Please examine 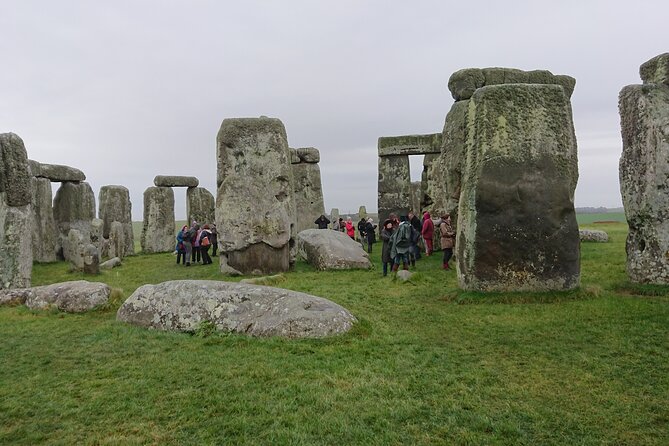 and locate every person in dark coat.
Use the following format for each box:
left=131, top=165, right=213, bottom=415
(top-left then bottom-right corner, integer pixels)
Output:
left=357, top=217, right=367, bottom=247
left=380, top=219, right=394, bottom=276
left=175, top=225, right=187, bottom=265
left=421, top=211, right=434, bottom=256
left=314, top=215, right=330, bottom=229
left=408, top=211, right=422, bottom=261
left=198, top=224, right=213, bottom=265
left=365, top=218, right=376, bottom=253
left=210, top=224, right=218, bottom=257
